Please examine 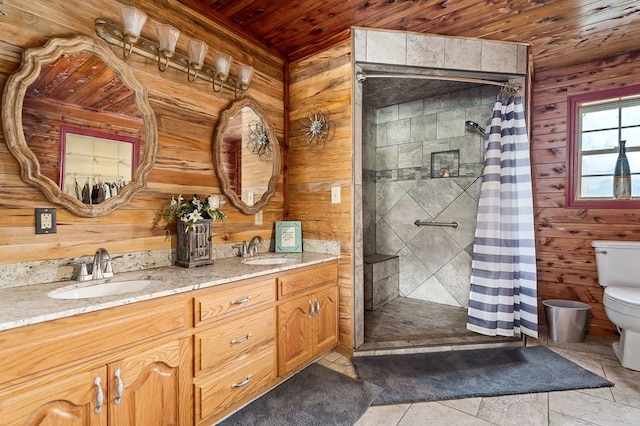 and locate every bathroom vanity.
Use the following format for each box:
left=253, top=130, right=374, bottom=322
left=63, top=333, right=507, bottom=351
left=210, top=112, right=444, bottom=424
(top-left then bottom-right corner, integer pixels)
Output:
left=0, top=253, right=338, bottom=425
